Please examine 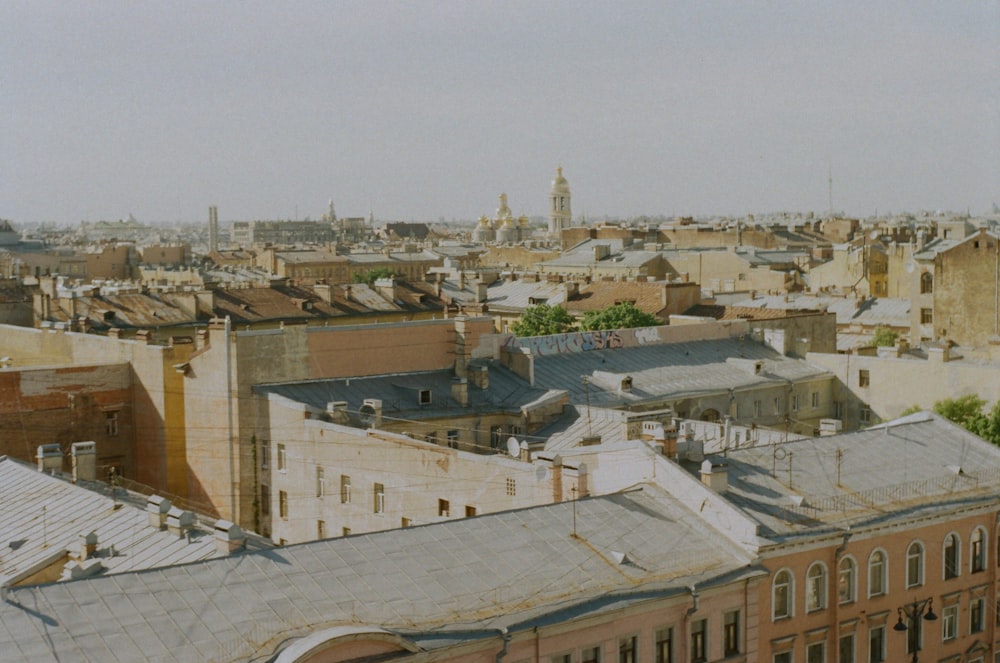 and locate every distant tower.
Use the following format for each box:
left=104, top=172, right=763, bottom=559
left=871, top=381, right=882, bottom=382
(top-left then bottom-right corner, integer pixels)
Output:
left=328, top=199, right=336, bottom=222
left=208, top=206, right=219, bottom=253
left=548, top=166, right=571, bottom=235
